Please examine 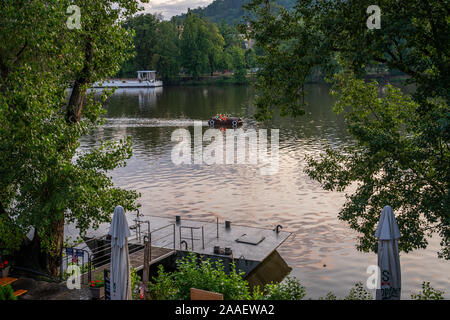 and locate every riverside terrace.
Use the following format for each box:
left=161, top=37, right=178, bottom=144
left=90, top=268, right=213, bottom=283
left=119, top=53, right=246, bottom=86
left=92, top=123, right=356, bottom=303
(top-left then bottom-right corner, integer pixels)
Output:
left=63, top=214, right=292, bottom=289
